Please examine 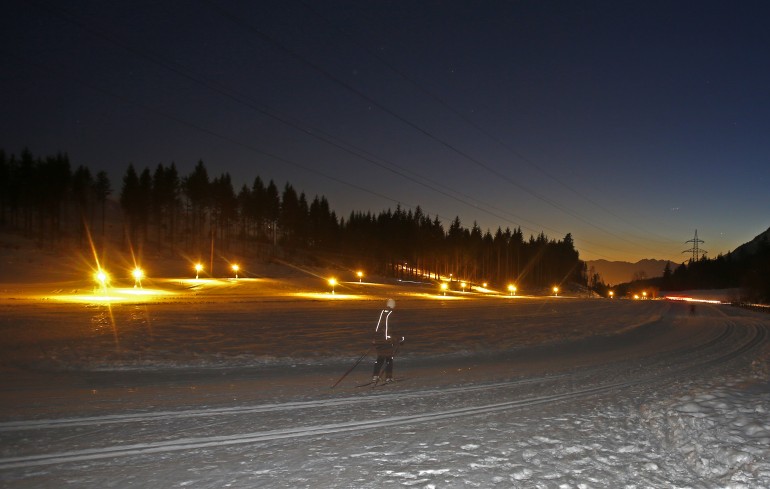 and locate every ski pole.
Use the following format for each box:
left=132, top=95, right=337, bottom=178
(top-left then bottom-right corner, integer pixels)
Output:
left=331, top=345, right=372, bottom=388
